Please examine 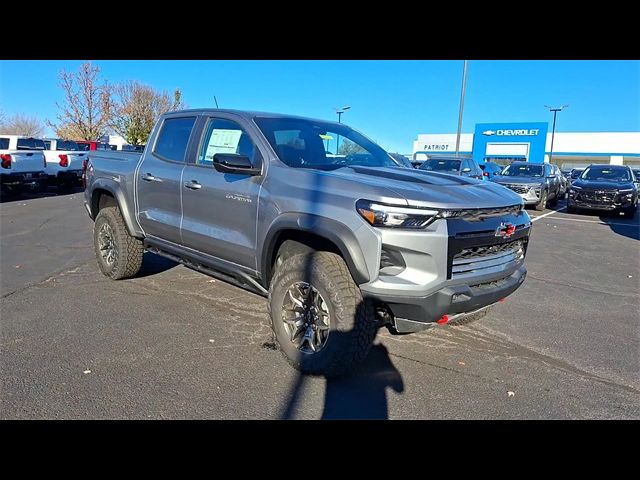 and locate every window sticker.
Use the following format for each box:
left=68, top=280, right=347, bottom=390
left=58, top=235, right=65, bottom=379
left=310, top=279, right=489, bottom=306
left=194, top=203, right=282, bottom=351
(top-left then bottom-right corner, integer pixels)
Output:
left=203, top=129, right=242, bottom=162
